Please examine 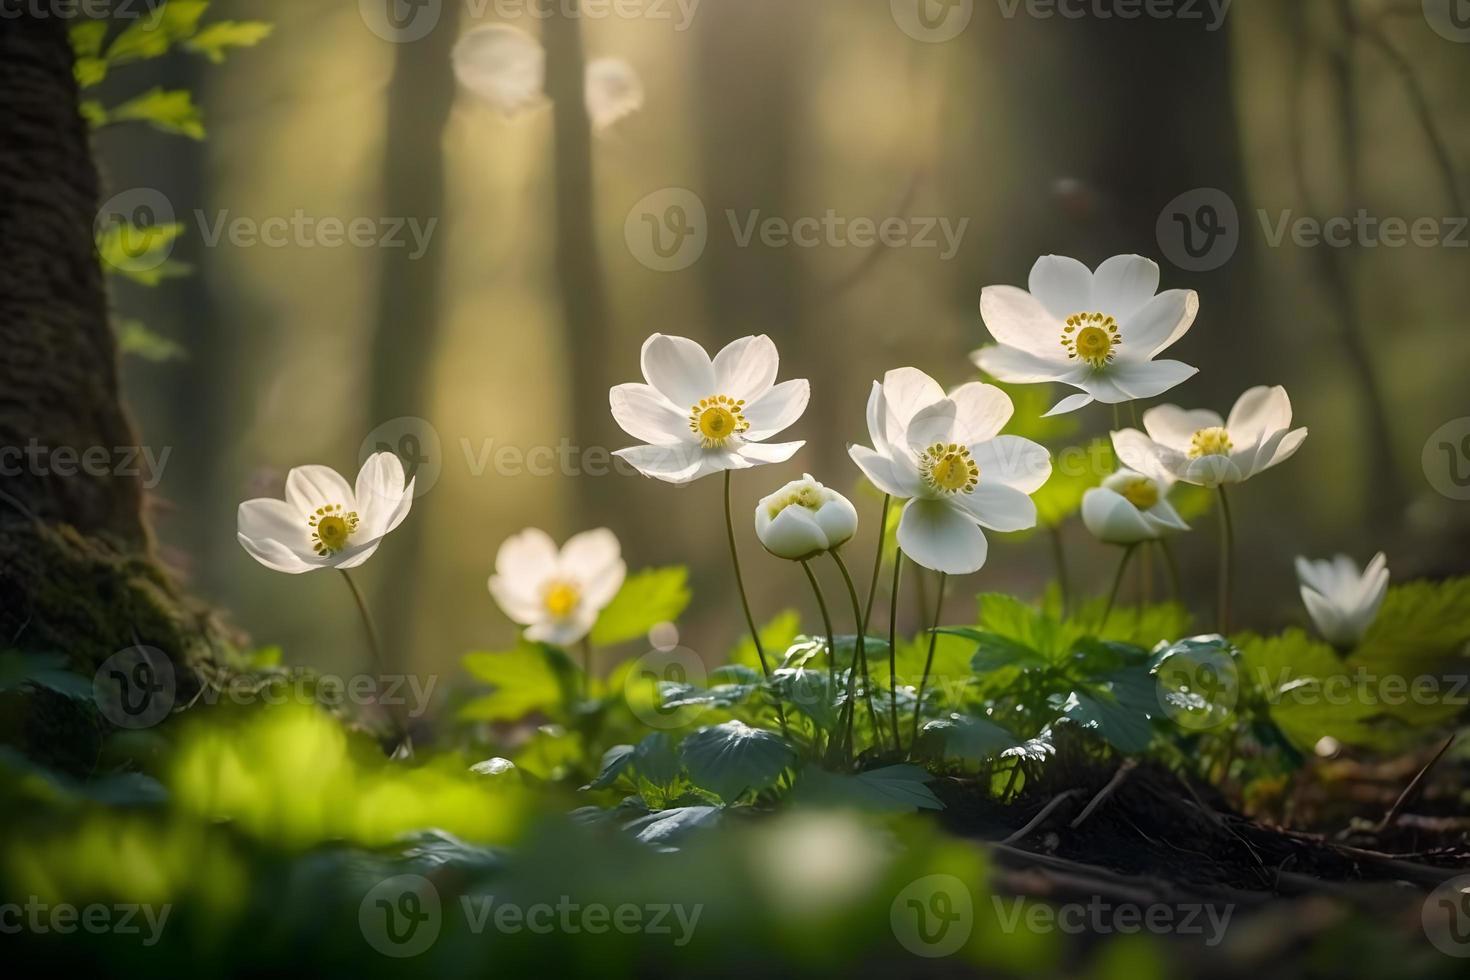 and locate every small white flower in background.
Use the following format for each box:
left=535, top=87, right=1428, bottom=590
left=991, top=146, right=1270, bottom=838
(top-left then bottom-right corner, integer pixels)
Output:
left=1112, top=385, right=1308, bottom=488
left=237, top=453, right=414, bottom=573
left=1296, top=552, right=1389, bottom=650
left=754, top=474, right=858, bottom=561
left=848, top=368, right=1051, bottom=575
left=488, top=528, right=626, bottom=647
left=1081, top=468, right=1189, bottom=546
left=972, top=254, right=1200, bottom=416
left=610, top=333, right=809, bottom=484
left=451, top=24, right=644, bottom=131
